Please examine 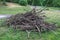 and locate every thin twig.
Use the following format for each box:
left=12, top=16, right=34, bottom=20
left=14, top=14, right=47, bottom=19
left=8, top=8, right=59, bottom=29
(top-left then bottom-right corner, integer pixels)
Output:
left=26, top=30, right=31, bottom=39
